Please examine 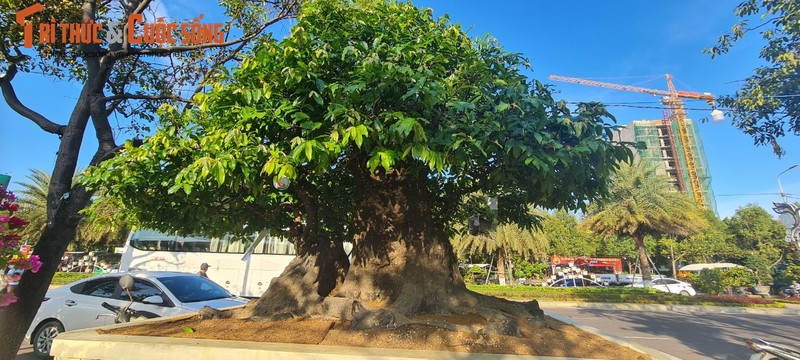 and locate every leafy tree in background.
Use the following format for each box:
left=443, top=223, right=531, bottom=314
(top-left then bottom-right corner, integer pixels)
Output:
left=657, top=210, right=738, bottom=276
left=513, top=257, right=547, bottom=281
left=594, top=236, right=640, bottom=272
left=706, top=0, right=799, bottom=156
left=15, top=169, right=129, bottom=251
left=581, top=162, right=708, bottom=282
left=0, top=0, right=299, bottom=355
left=543, top=210, right=598, bottom=257
left=86, top=0, right=631, bottom=331
left=724, top=204, right=788, bottom=284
